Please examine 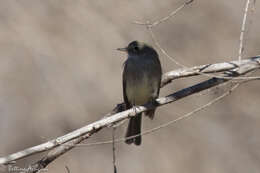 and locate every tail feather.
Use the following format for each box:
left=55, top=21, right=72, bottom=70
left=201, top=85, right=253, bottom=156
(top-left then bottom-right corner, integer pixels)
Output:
left=125, top=114, right=142, bottom=145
